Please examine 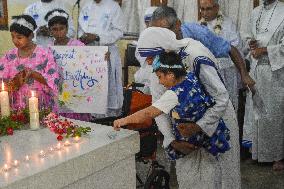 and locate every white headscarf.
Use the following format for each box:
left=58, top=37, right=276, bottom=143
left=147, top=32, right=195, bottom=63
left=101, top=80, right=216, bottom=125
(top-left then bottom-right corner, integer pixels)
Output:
left=144, top=6, right=158, bottom=22
left=137, top=27, right=190, bottom=57
left=137, top=27, right=220, bottom=72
